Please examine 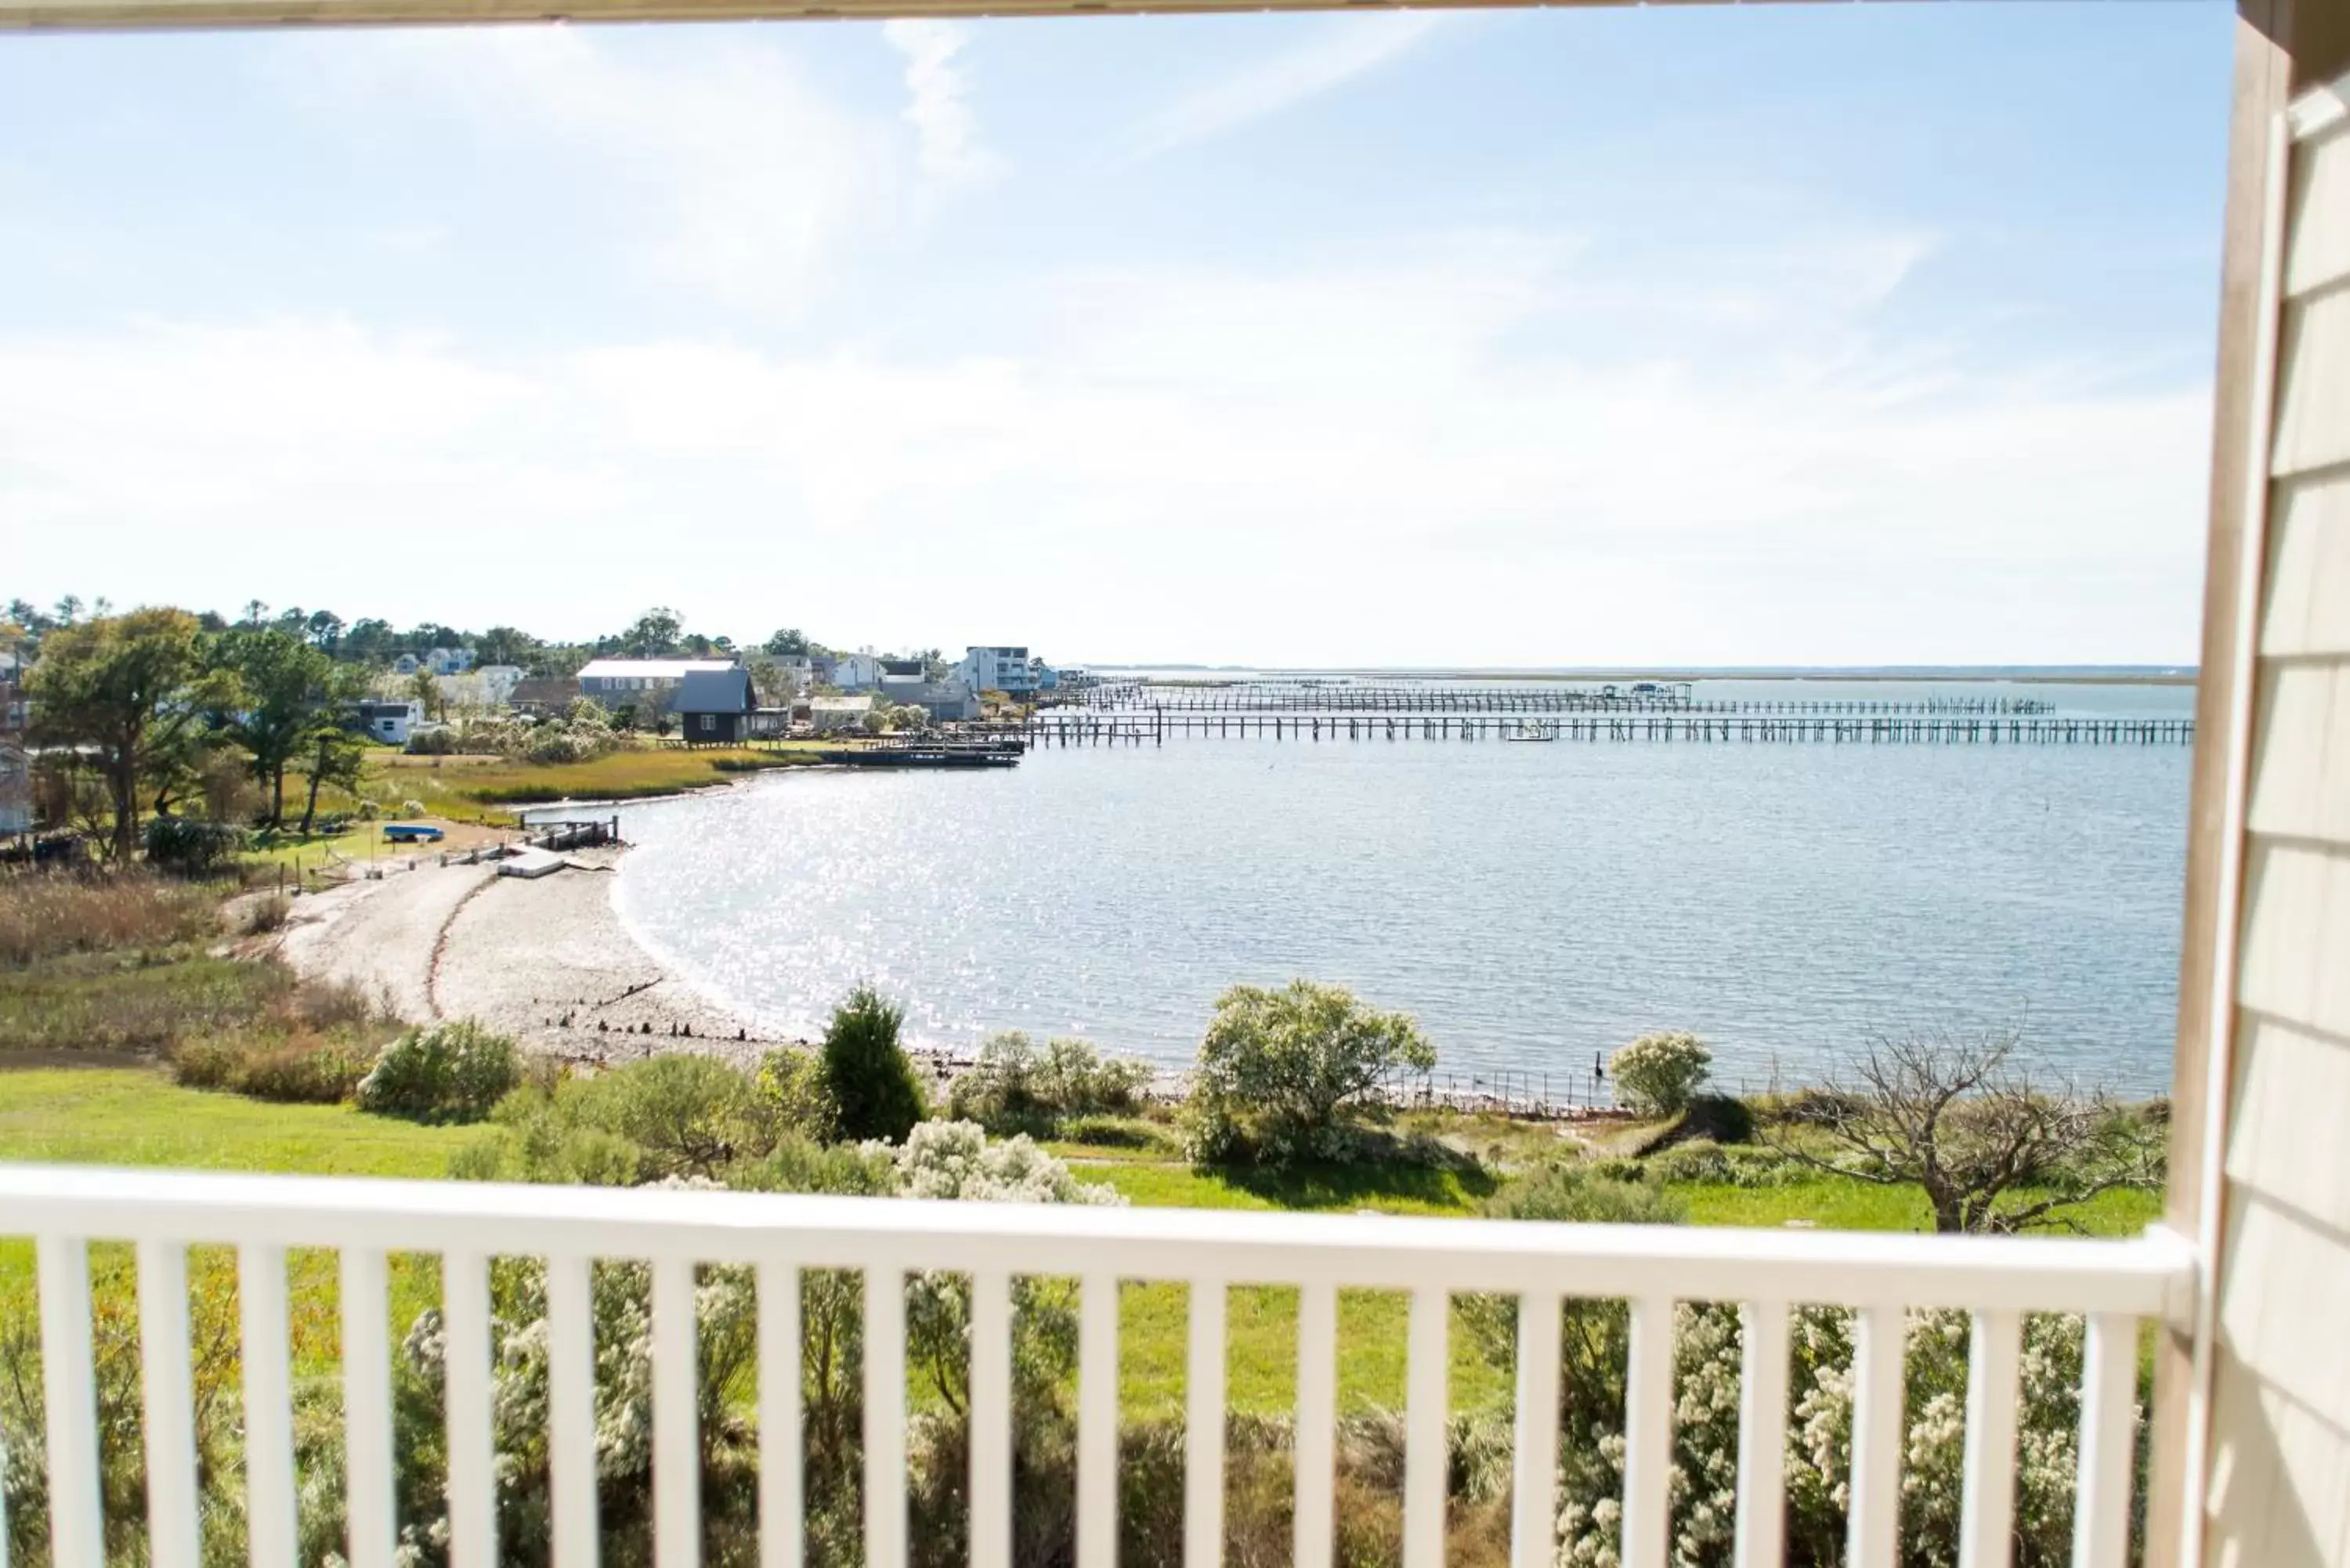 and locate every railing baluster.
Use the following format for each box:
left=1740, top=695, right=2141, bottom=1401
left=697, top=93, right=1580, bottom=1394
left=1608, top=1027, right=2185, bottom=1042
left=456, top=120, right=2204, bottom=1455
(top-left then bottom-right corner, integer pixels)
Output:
left=1404, top=1288, right=1448, bottom=1568
left=865, top=1266, right=908, bottom=1568
left=137, top=1241, right=200, bottom=1568
left=35, top=1237, right=101, bottom=1568
left=239, top=1243, right=298, bottom=1568
left=653, top=1256, right=702, bottom=1568
left=1619, top=1295, right=1674, bottom=1568
left=970, top=1269, right=1014, bottom=1568
left=1847, top=1306, right=1906, bottom=1568
left=1294, top=1282, right=1337, bottom=1568
left=548, top=1255, right=601, bottom=1568
left=341, top=1248, right=396, bottom=1568
left=1734, top=1300, right=1789, bottom=1568
left=444, top=1250, right=497, bottom=1568
left=755, top=1262, right=801, bottom=1568
left=1184, top=1278, right=1227, bottom=1568
left=1958, top=1310, right=2022, bottom=1568
left=1509, top=1291, right=1560, bottom=1568
left=2070, top=1313, right=2135, bottom=1568
left=1077, top=1271, right=1119, bottom=1568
